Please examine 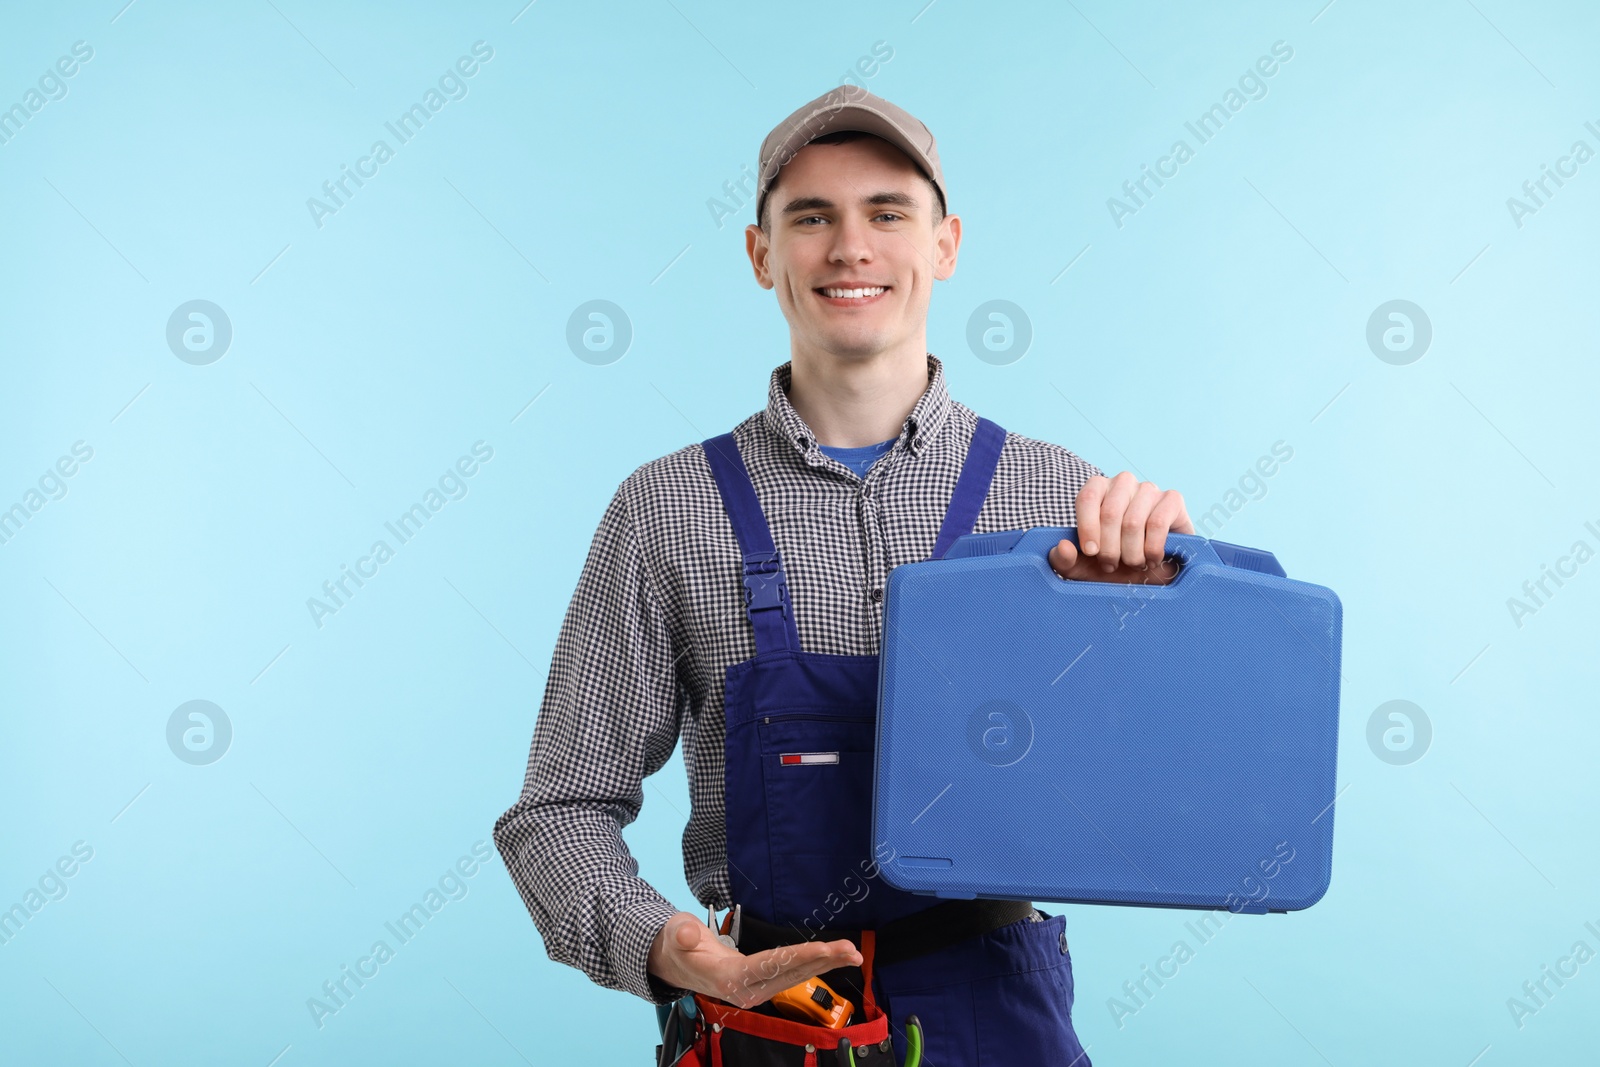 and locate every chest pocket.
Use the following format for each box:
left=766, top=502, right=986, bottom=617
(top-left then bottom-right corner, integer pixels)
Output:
left=757, top=712, right=879, bottom=925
